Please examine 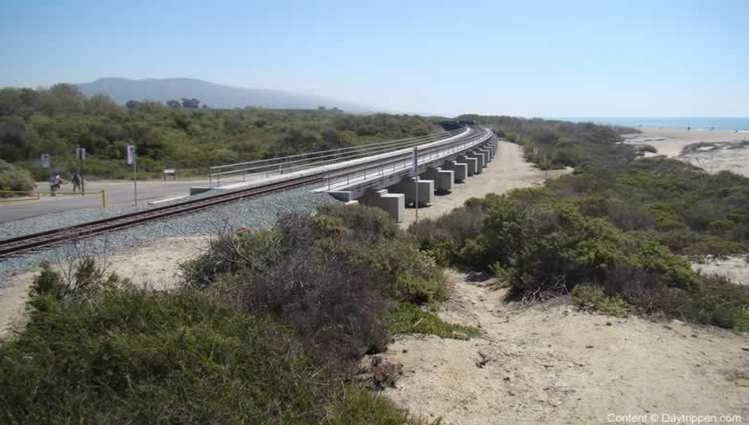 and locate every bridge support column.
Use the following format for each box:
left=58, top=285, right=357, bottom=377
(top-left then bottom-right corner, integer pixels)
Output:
left=441, top=160, right=467, bottom=183
left=389, top=177, right=434, bottom=207
left=465, top=153, right=483, bottom=173
left=487, top=142, right=496, bottom=159
left=473, top=150, right=487, bottom=169
left=479, top=148, right=492, bottom=165
left=457, top=155, right=479, bottom=176
left=359, top=189, right=405, bottom=222
left=420, top=167, right=454, bottom=194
